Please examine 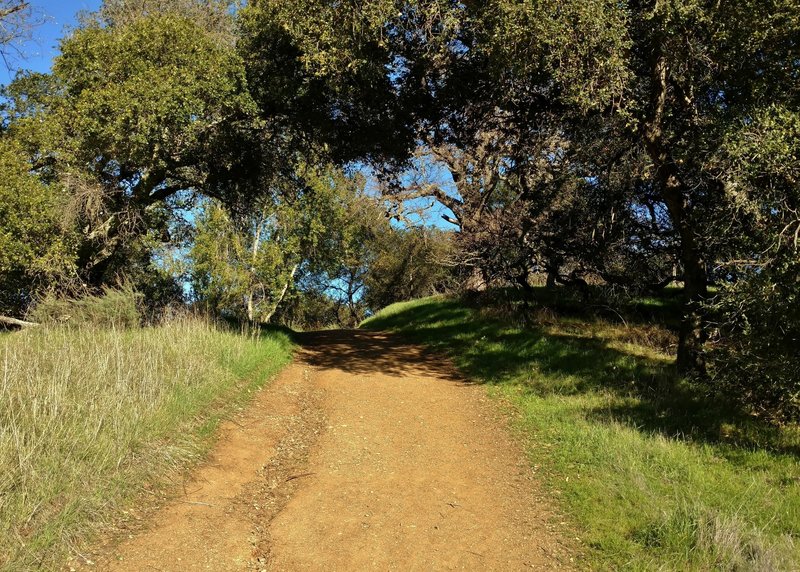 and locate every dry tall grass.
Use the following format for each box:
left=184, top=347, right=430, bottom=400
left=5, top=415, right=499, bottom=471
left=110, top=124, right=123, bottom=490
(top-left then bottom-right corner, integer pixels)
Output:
left=0, top=318, right=292, bottom=570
